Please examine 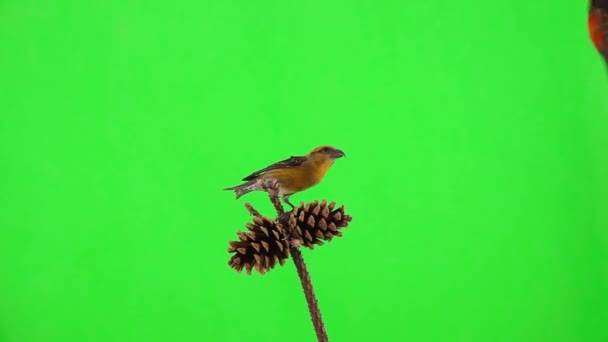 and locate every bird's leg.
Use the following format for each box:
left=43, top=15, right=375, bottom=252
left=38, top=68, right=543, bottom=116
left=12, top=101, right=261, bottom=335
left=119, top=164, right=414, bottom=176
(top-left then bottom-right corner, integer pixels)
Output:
left=280, top=194, right=296, bottom=241
left=282, top=194, right=295, bottom=209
